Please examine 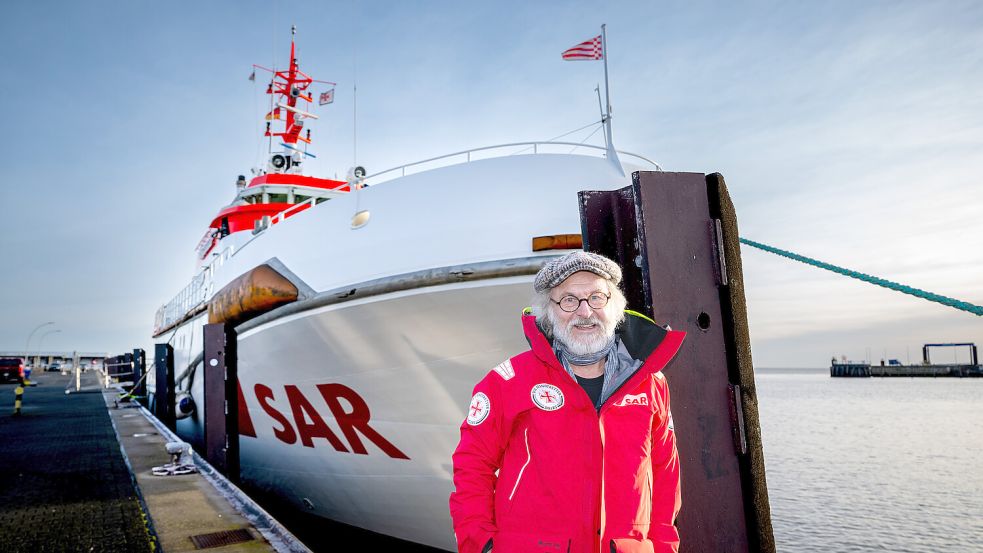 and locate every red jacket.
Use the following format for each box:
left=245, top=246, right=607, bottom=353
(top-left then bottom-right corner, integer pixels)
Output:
left=449, top=311, right=685, bottom=553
